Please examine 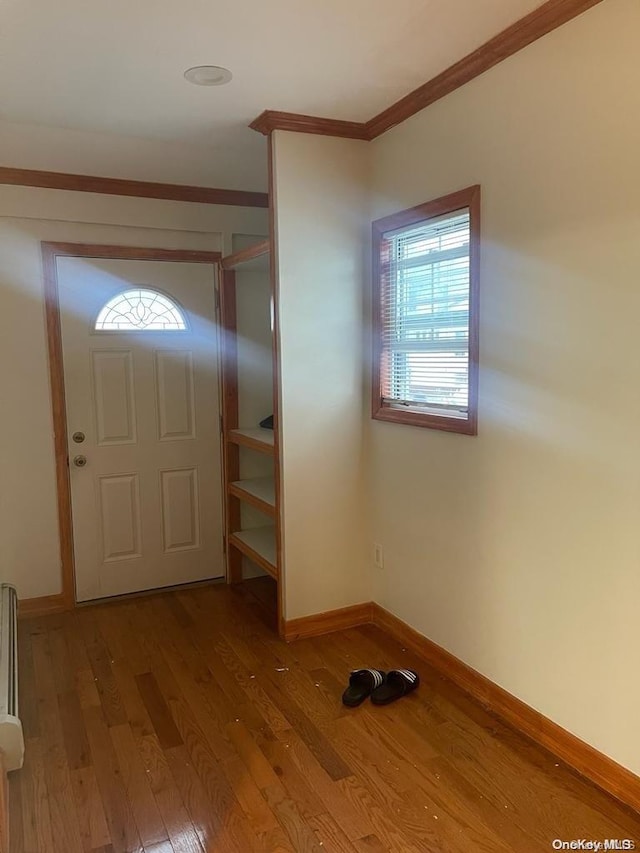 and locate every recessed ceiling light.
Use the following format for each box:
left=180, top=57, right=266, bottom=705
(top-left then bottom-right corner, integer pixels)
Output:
left=184, top=65, right=232, bottom=86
